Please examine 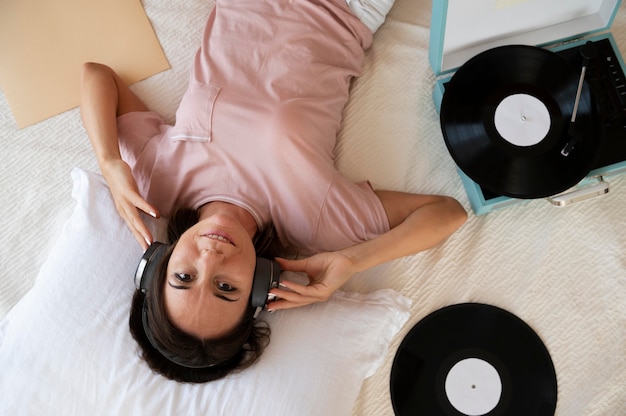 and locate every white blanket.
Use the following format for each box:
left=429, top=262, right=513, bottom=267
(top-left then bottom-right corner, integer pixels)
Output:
left=1, top=0, right=625, bottom=414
